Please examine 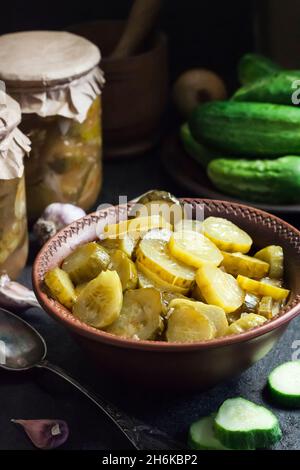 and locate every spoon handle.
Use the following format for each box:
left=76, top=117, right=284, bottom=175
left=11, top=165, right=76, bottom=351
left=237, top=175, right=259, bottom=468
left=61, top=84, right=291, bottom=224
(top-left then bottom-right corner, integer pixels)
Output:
left=37, top=360, right=184, bottom=450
